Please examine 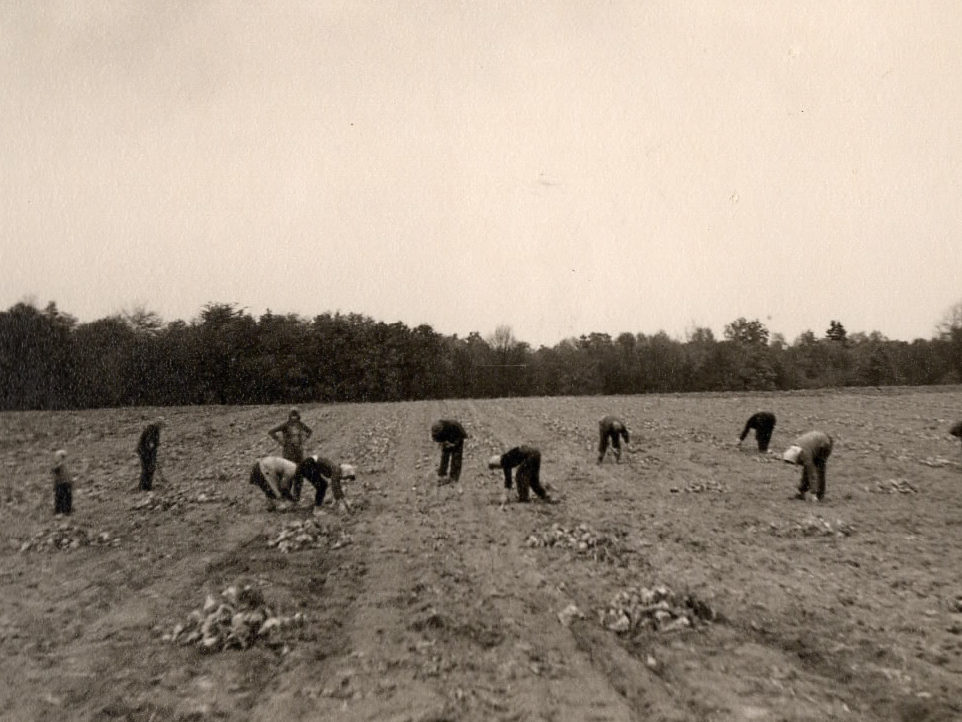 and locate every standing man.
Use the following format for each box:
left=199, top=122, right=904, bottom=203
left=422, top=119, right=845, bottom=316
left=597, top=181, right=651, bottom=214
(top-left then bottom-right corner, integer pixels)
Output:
left=52, top=449, right=73, bottom=515
left=269, top=407, right=313, bottom=464
left=431, top=419, right=468, bottom=484
left=488, top=445, right=552, bottom=504
left=783, top=430, right=834, bottom=502
left=738, top=411, right=777, bottom=452
left=597, top=415, right=630, bottom=464
left=137, top=417, right=165, bottom=491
